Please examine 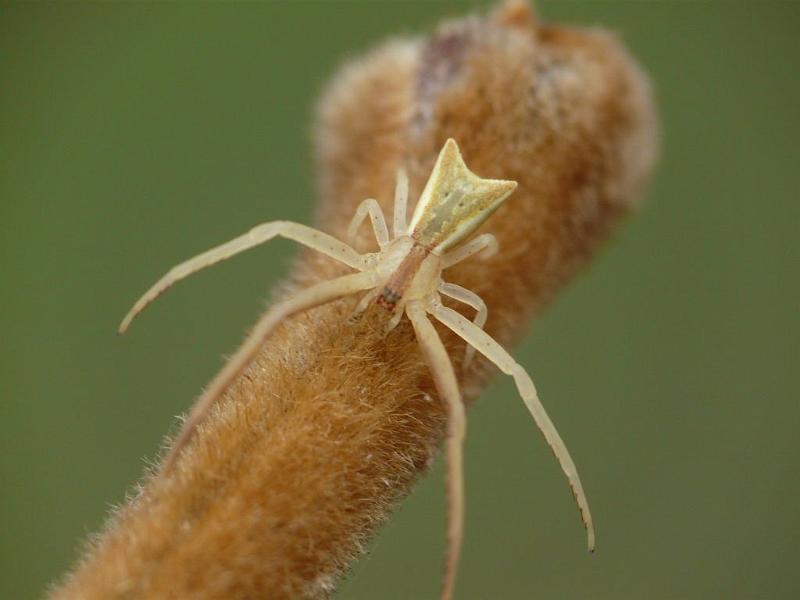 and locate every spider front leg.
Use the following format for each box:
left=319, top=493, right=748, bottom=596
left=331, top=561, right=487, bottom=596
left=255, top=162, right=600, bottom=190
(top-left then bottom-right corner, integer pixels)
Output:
left=429, top=302, right=596, bottom=552
left=439, top=282, right=487, bottom=368
left=163, top=269, right=378, bottom=471
left=406, top=300, right=466, bottom=600
left=119, top=221, right=369, bottom=334
left=346, top=198, right=390, bottom=249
